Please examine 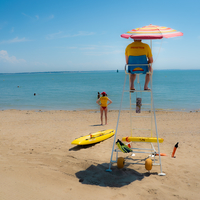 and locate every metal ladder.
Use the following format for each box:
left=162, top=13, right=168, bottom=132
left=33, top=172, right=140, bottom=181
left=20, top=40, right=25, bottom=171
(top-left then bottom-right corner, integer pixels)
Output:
left=106, top=64, right=165, bottom=176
